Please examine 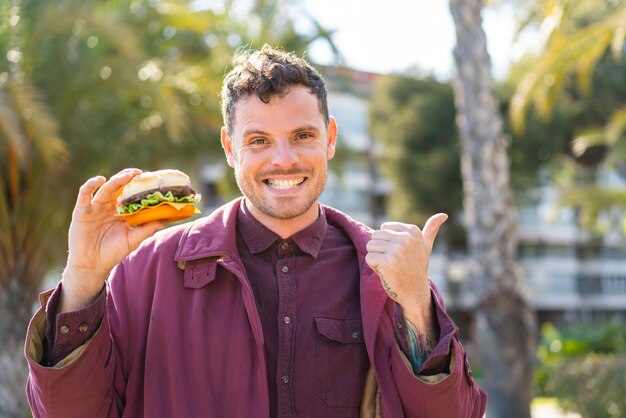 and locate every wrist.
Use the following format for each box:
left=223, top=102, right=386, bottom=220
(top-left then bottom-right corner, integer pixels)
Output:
left=60, top=265, right=107, bottom=313
left=400, top=296, right=435, bottom=335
